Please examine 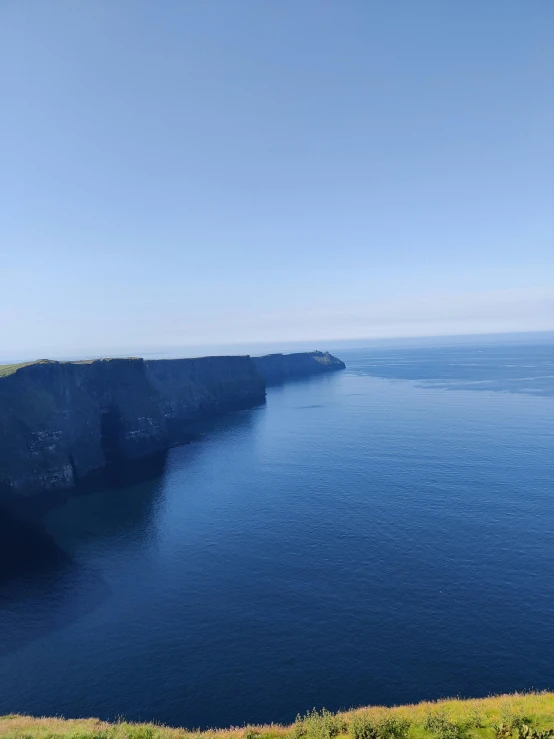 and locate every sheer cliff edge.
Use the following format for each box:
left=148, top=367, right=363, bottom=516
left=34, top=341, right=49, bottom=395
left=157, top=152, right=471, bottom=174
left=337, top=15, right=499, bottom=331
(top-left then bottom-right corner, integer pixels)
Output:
left=253, top=350, right=346, bottom=384
left=0, top=351, right=344, bottom=499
